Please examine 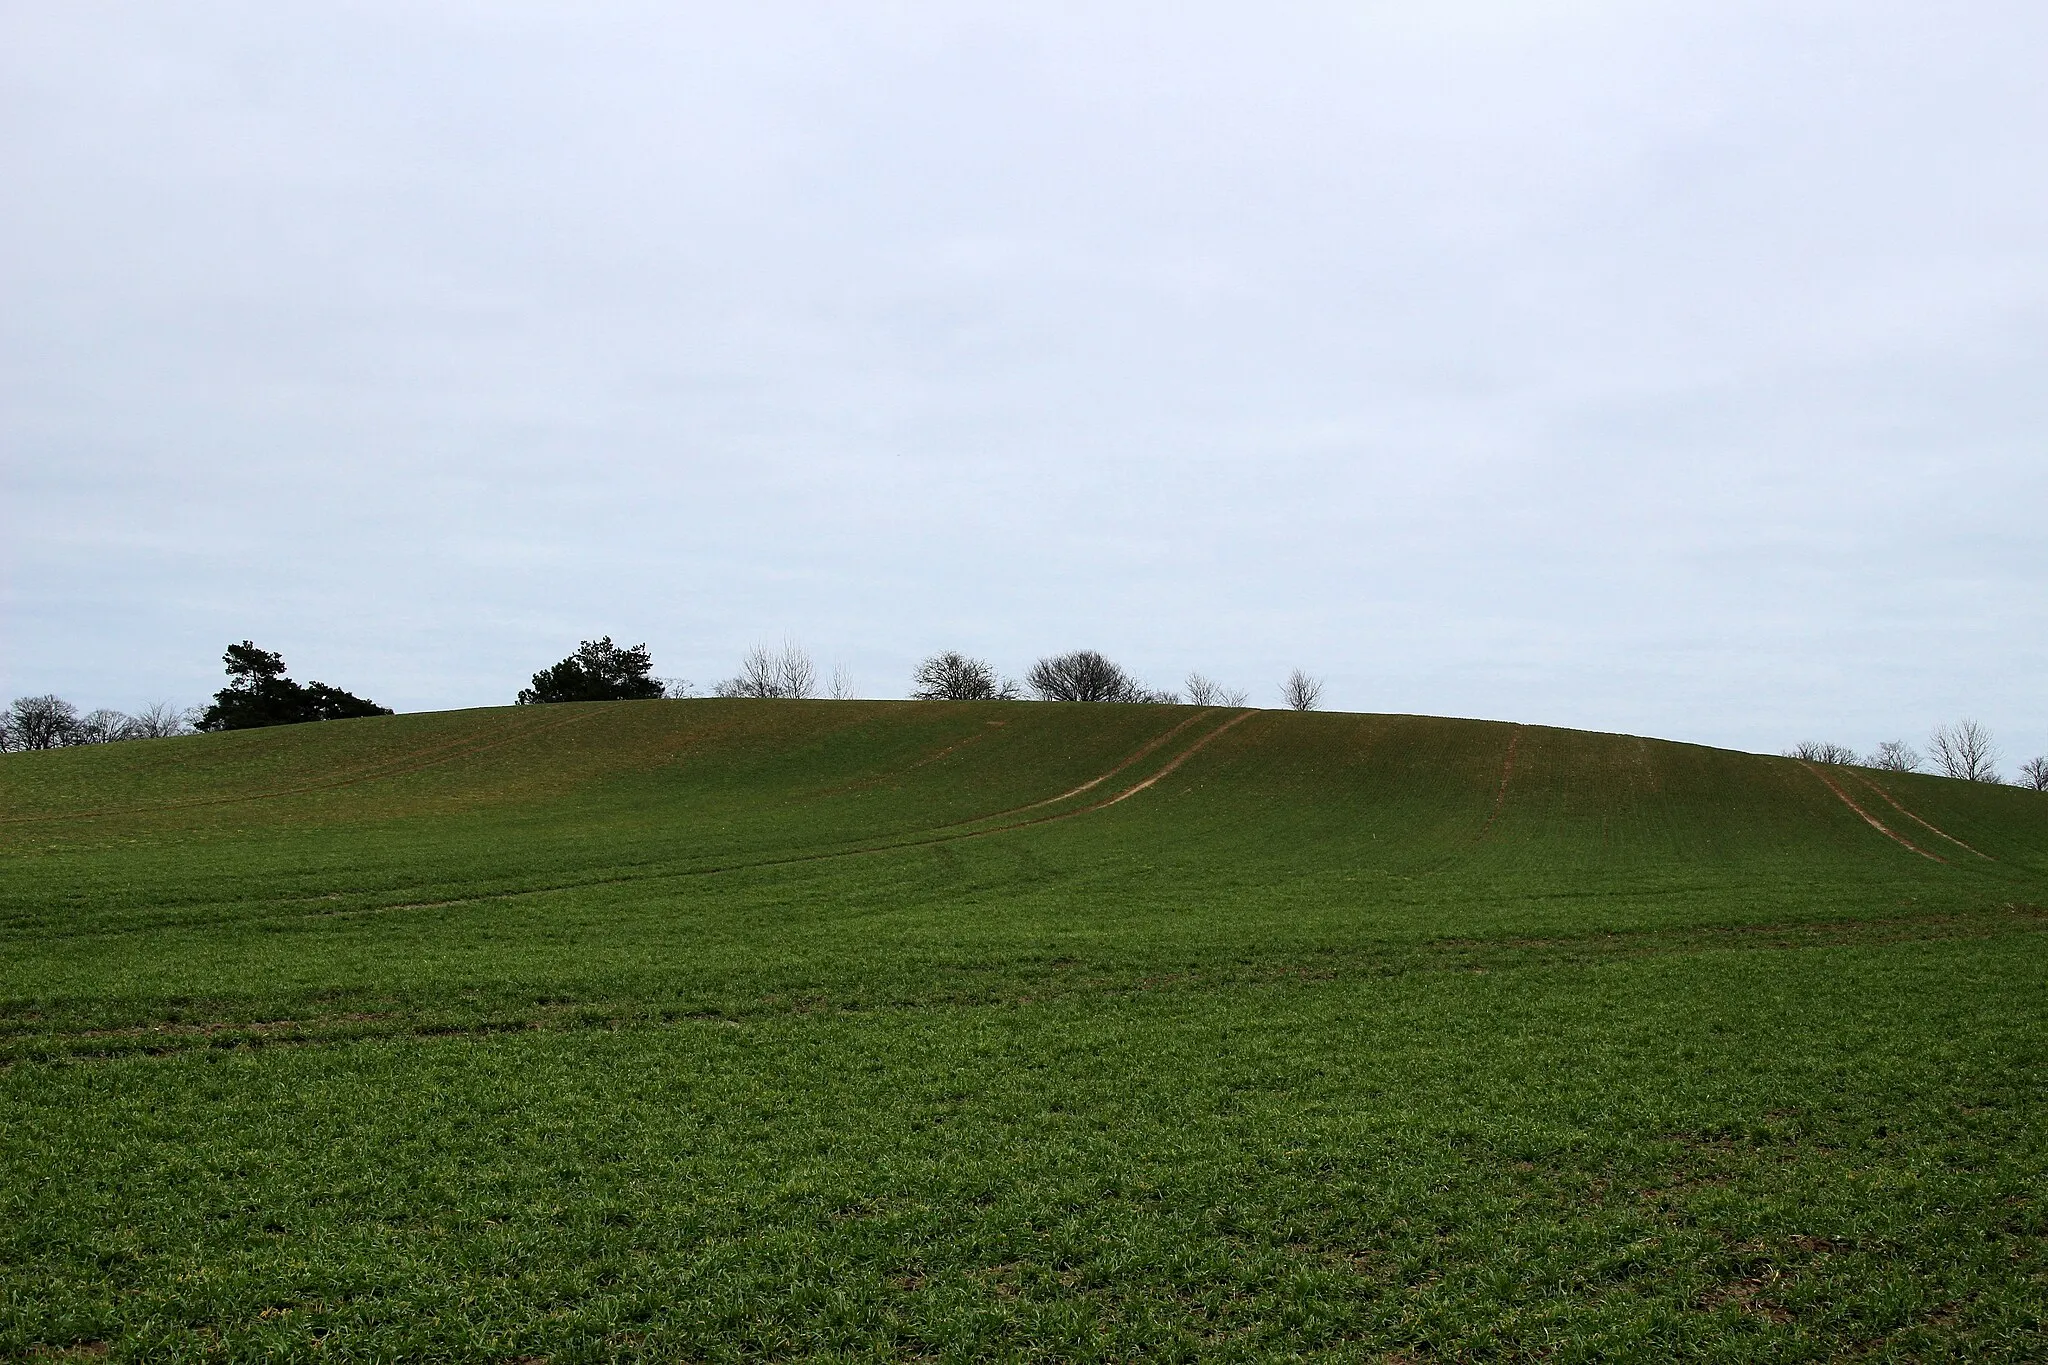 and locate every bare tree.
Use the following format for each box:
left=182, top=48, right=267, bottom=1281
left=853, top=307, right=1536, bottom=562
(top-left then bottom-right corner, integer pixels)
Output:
left=74, top=709, right=139, bottom=744
left=4, top=695, right=80, bottom=750
left=1185, top=672, right=1250, bottom=707
left=1027, top=650, right=1151, bottom=703
left=716, top=646, right=780, bottom=699
left=1866, top=740, right=1921, bottom=772
left=1928, top=719, right=2000, bottom=783
left=1788, top=741, right=1858, bottom=765
left=828, top=665, right=855, bottom=701
left=776, top=644, right=817, bottom=700
left=126, top=702, right=193, bottom=739
left=912, top=652, right=1017, bottom=701
left=715, top=643, right=817, bottom=699
left=1281, top=669, right=1323, bottom=712
left=659, top=678, right=695, bottom=700
left=2018, top=757, right=2048, bottom=792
